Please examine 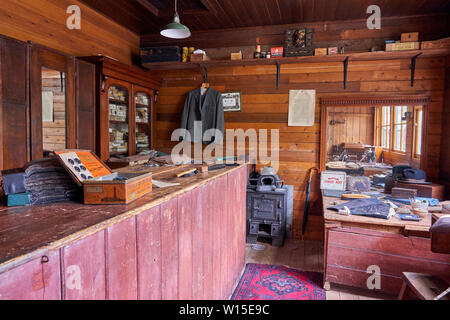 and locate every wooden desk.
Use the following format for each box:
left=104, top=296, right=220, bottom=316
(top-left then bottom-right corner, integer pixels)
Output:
left=323, top=195, right=450, bottom=295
